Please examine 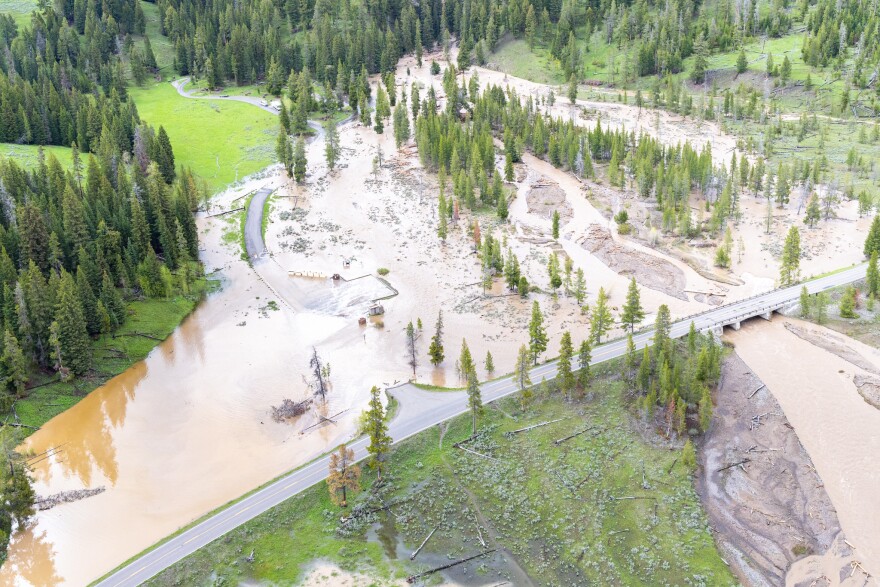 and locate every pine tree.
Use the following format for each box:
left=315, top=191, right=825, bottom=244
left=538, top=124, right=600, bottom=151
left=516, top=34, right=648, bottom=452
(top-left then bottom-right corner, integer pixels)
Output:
left=459, top=338, right=475, bottom=381
left=277, top=129, right=293, bottom=177
left=699, top=387, right=713, bottom=432
left=620, top=277, right=644, bottom=331
left=867, top=252, right=879, bottom=298
left=325, top=120, right=340, bottom=170
left=804, top=193, right=821, bottom=227
left=572, top=268, right=586, bottom=305
left=799, top=286, right=812, bottom=318
left=839, top=286, right=857, bottom=318
left=293, top=136, right=307, bottom=183
left=590, top=287, right=613, bottom=344
left=556, top=331, right=575, bottom=400
left=653, top=305, right=672, bottom=359
left=365, top=386, right=392, bottom=480
left=577, top=338, right=592, bottom=390
left=865, top=215, right=880, bottom=258
left=514, top=343, right=532, bottom=391
left=405, top=321, right=418, bottom=375
left=54, top=270, right=92, bottom=376
left=682, top=438, right=696, bottom=470
left=467, top=371, right=482, bottom=435
left=528, top=301, right=548, bottom=364
left=736, top=48, right=748, bottom=74
left=2, top=330, right=28, bottom=397
left=484, top=351, right=494, bottom=375
left=552, top=210, right=560, bottom=239
left=438, top=195, right=448, bottom=241
left=779, top=226, right=801, bottom=286
left=428, top=310, right=444, bottom=365
left=156, top=126, right=176, bottom=183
